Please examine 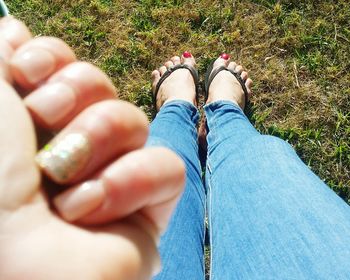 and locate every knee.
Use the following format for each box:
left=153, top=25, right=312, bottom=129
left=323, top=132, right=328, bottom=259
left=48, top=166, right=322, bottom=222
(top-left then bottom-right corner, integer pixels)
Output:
left=260, top=135, right=296, bottom=153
